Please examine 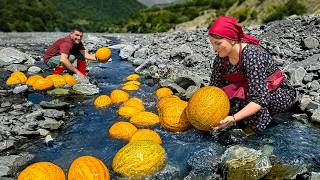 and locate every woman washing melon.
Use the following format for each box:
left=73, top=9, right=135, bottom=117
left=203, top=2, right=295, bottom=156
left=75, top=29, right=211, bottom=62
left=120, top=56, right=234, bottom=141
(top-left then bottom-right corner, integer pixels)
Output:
left=208, top=16, right=296, bottom=133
